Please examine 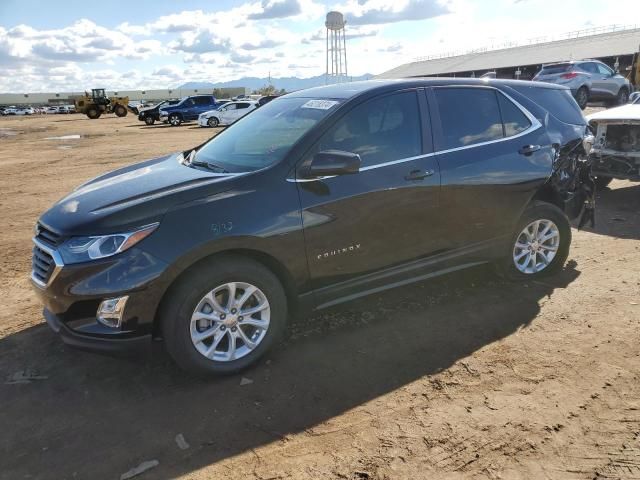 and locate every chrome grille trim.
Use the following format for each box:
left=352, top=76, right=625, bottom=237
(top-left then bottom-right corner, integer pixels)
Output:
left=31, top=238, right=64, bottom=289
